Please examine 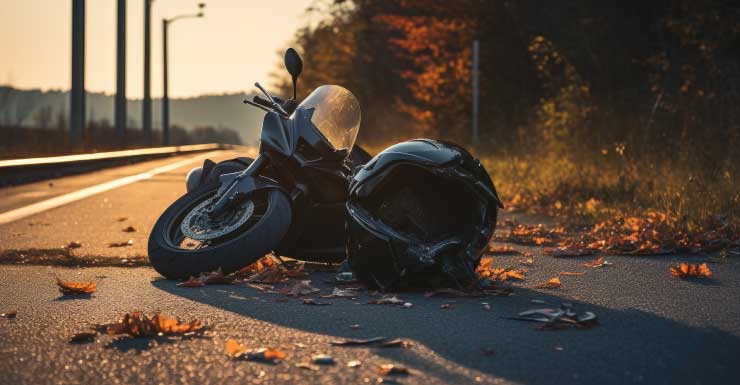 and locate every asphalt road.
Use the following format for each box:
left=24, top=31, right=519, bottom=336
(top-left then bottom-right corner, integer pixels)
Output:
left=1, top=150, right=739, bottom=385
